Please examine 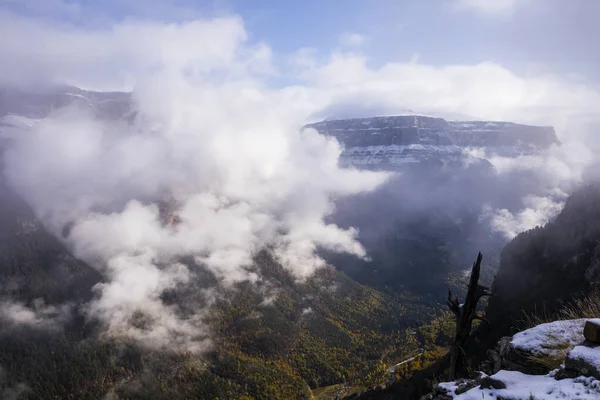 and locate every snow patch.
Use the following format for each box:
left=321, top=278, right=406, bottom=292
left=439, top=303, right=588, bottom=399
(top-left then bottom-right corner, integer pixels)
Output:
left=444, top=370, right=600, bottom=399
left=511, top=319, right=586, bottom=356
left=569, top=344, right=600, bottom=372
